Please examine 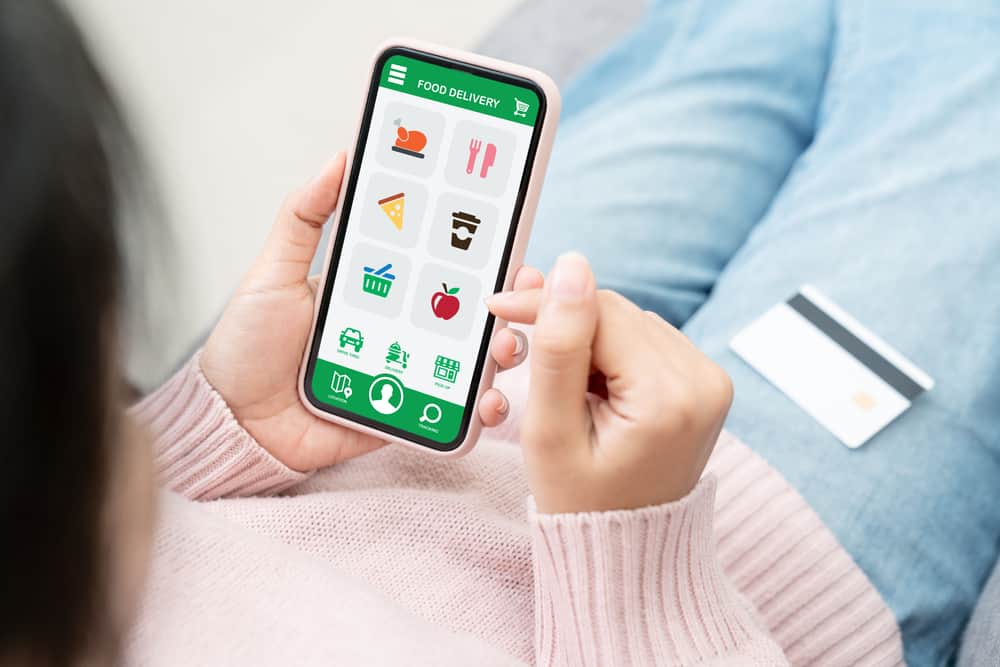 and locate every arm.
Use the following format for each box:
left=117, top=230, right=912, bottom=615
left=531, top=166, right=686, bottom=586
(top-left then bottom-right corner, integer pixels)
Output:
left=487, top=254, right=786, bottom=664
left=130, top=354, right=307, bottom=500
left=531, top=477, right=788, bottom=666
left=130, top=155, right=530, bottom=500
